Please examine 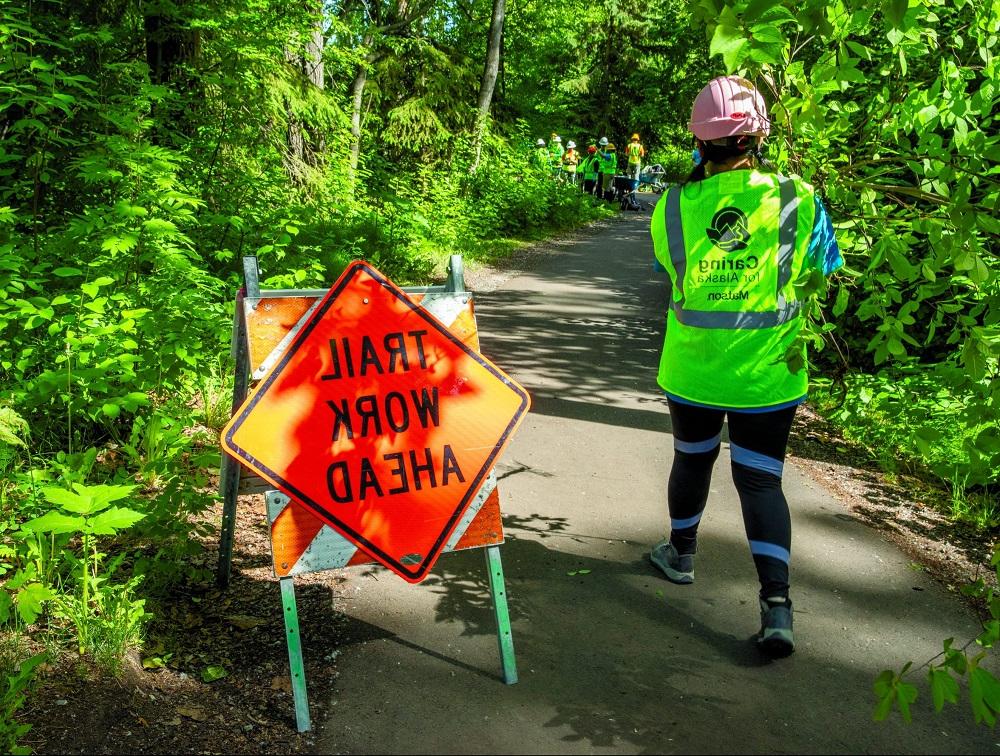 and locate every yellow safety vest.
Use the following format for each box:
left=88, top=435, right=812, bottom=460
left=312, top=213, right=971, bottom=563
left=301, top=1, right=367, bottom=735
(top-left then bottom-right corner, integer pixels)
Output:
left=650, top=169, right=818, bottom=408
